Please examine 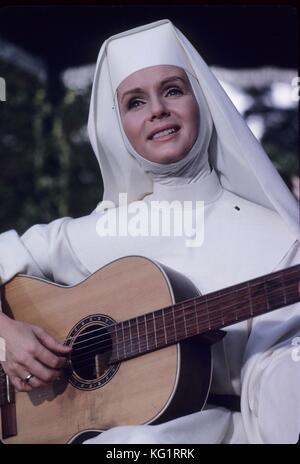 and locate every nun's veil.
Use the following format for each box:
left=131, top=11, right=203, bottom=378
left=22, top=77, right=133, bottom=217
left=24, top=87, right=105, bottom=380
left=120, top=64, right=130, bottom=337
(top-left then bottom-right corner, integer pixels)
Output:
left=88, top=19, right=299, bottom=240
